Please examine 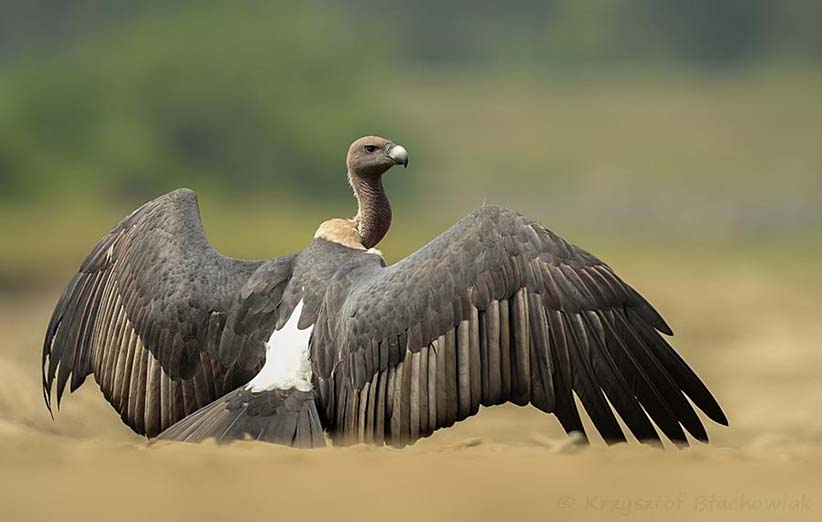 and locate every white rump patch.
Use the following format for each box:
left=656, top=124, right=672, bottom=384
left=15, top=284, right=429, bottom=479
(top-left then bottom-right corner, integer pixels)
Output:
left=245, top=300, right=313, bottom=392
